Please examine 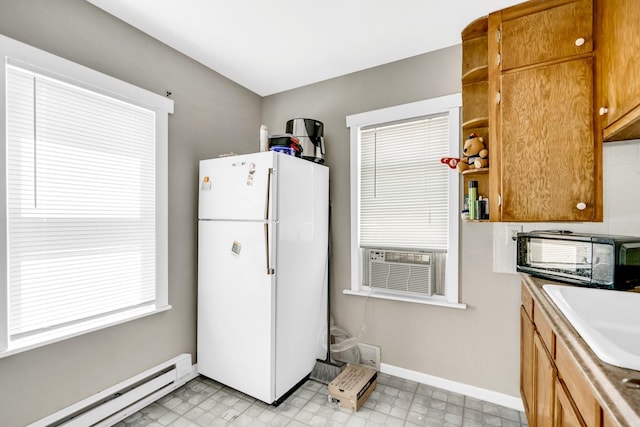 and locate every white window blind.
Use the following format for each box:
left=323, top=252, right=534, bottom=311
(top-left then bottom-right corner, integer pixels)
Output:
left=6, top=64, right=157, bottom=339
left=360, top=114, right=449, bottom=250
